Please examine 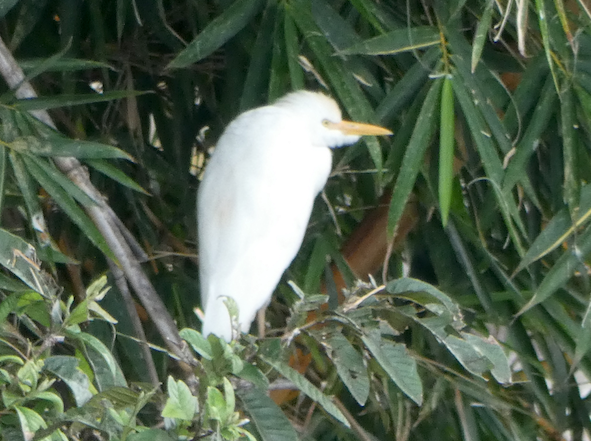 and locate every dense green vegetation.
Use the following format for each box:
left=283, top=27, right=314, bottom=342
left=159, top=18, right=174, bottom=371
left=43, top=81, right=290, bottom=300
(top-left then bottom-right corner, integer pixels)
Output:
left=1, top=0, right=590, bottom=440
